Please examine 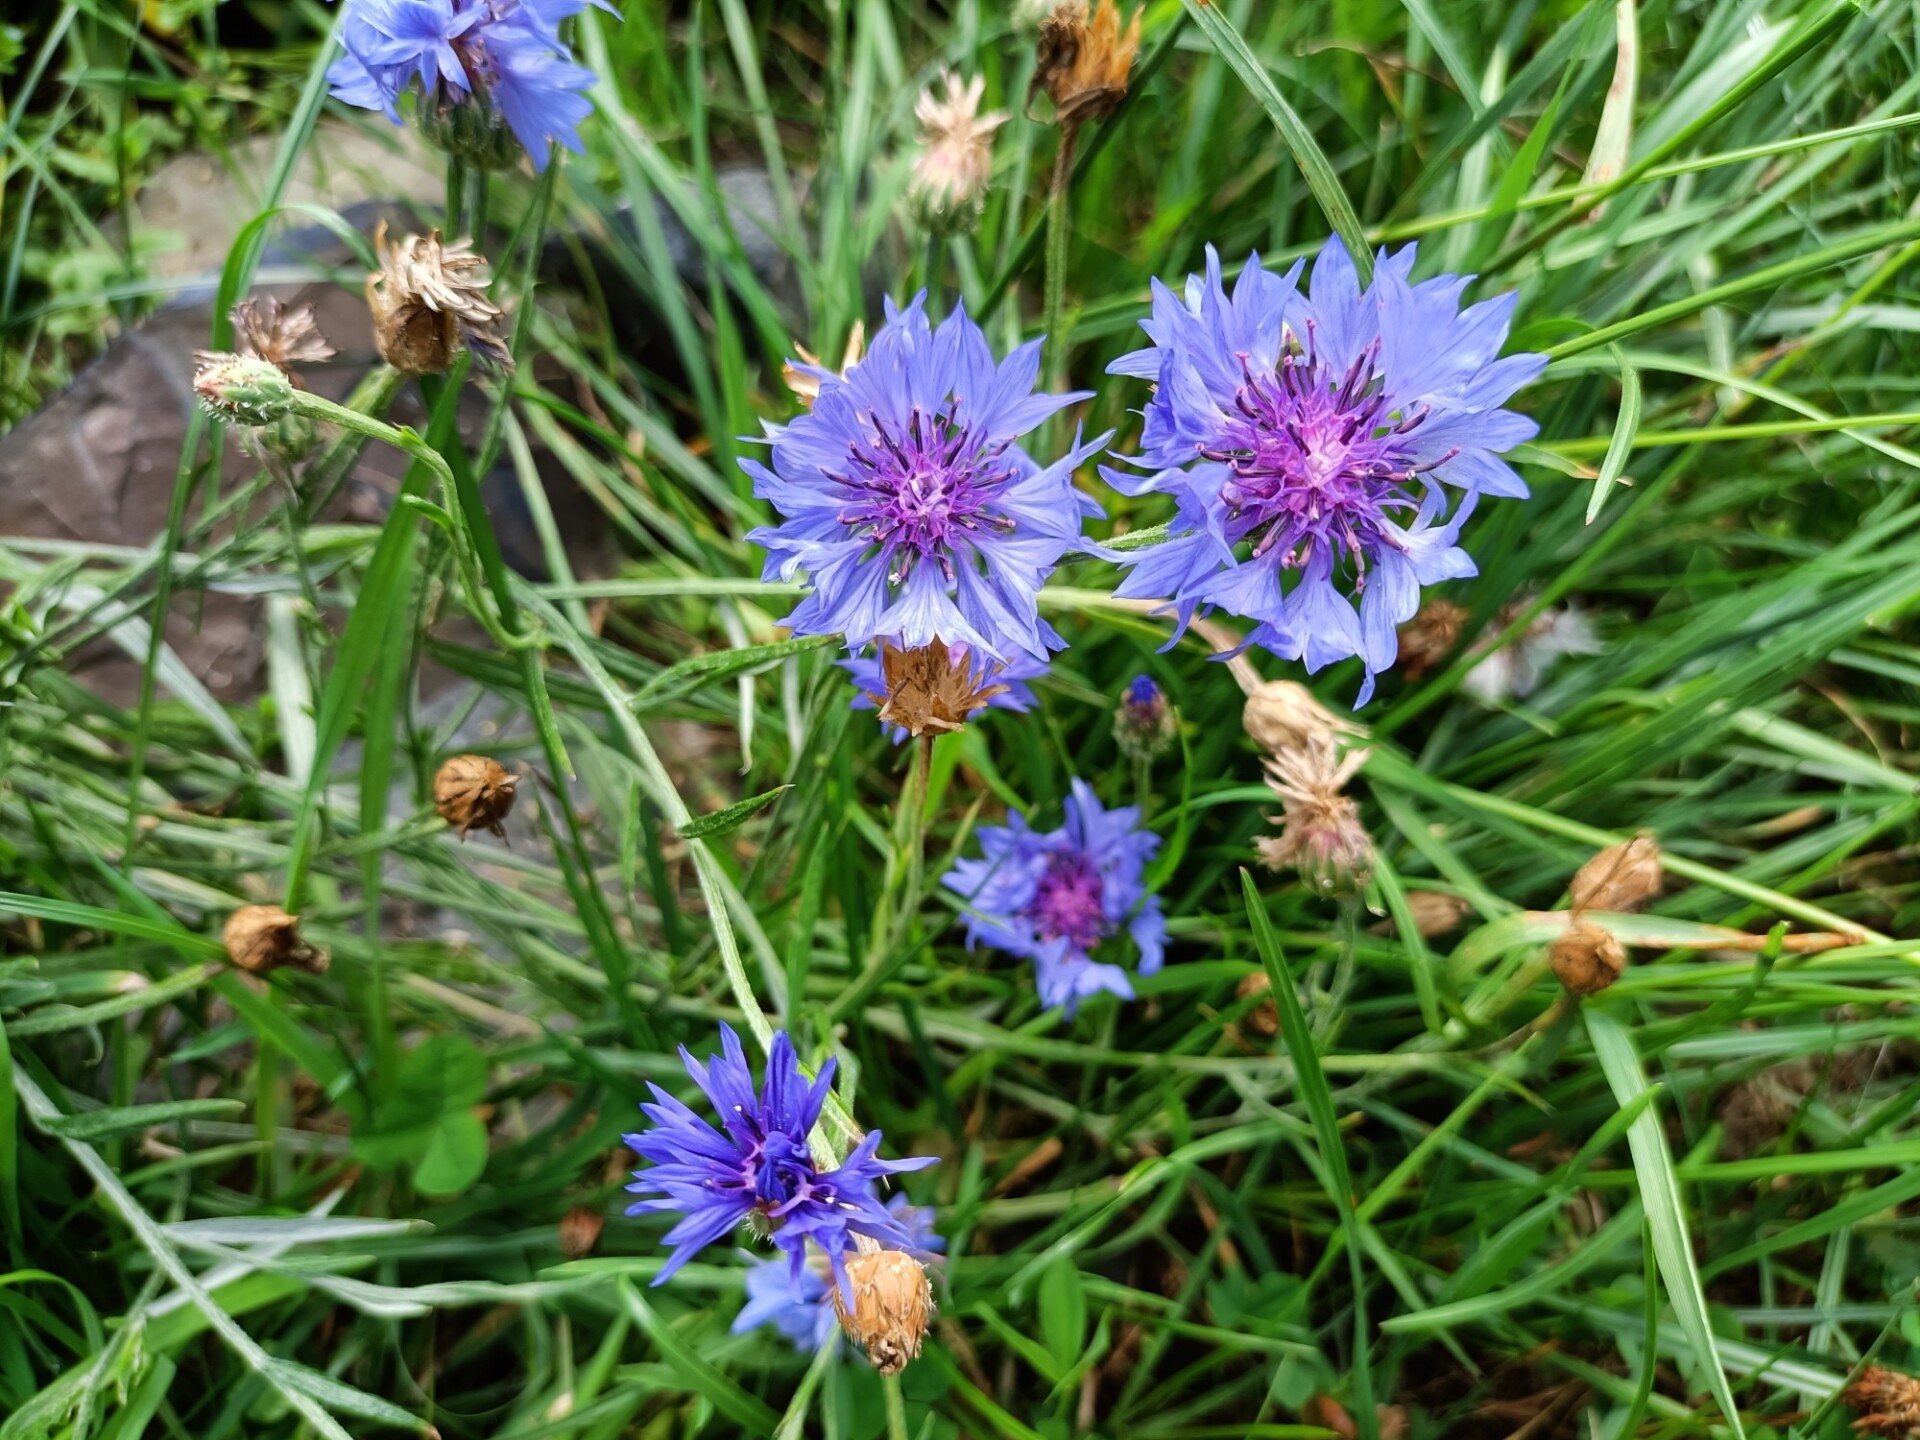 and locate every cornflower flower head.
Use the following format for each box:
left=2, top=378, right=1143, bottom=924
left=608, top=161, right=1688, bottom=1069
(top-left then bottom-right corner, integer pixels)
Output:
left=623, top=1026, right=935, bottom=1297
left=326, top=0, right=612, bottom=170
left=732, top=1254, right=838, bottom=1353
left=841, top=639, right=1045, bottom=744
left=1113, top=673, right=1176, bottom=761
left=941, top=778, right=1165, bottom=1014
left=1258, top=735, right=1374, bottom=895
left=1106, top=239, right=1545, bottom=704
left=744, top=294, right=1110, bottom=665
